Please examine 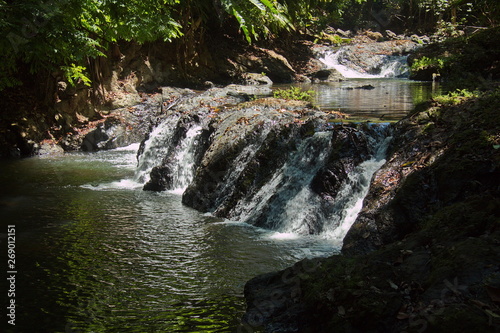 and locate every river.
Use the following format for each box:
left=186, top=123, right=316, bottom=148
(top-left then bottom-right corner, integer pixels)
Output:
left=0, top=145, right=336, bottom=332
left=1, top=78, right=436, bottom=332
